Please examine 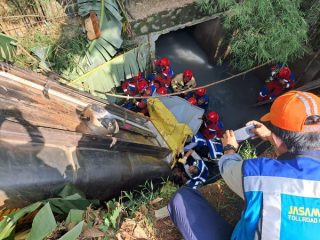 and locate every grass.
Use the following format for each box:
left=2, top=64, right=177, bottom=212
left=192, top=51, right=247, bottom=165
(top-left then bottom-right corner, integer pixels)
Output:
left=14, top=18, right=87, bottom=75
left=85, top=179, right=178, bottom=239
left=121, top=179, right=177, bottom=218
left=49, top=20, right=87, bottom=74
